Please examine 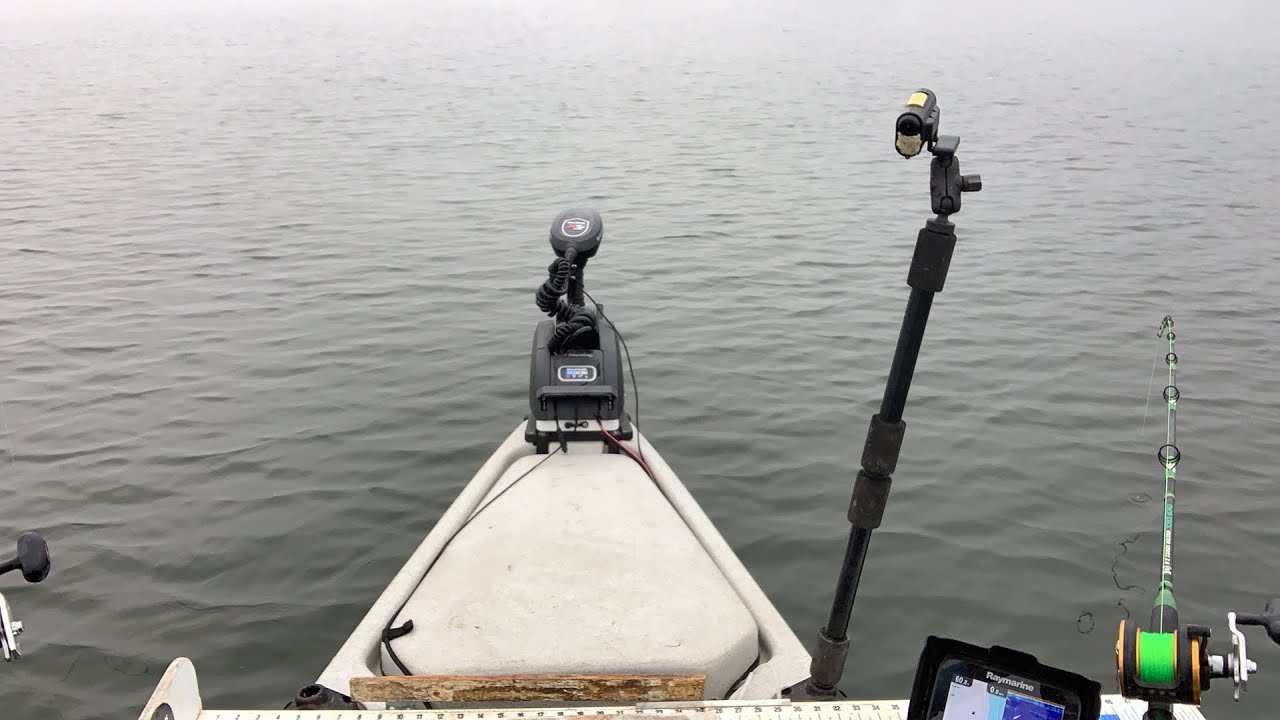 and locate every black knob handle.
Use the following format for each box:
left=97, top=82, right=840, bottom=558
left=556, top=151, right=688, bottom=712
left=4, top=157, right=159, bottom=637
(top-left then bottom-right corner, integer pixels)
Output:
left=961, top=174, right=982, bottom=192
left=1236, top=598, right=1280, bottom=645
left=0, top=532, right=51, bottom=583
